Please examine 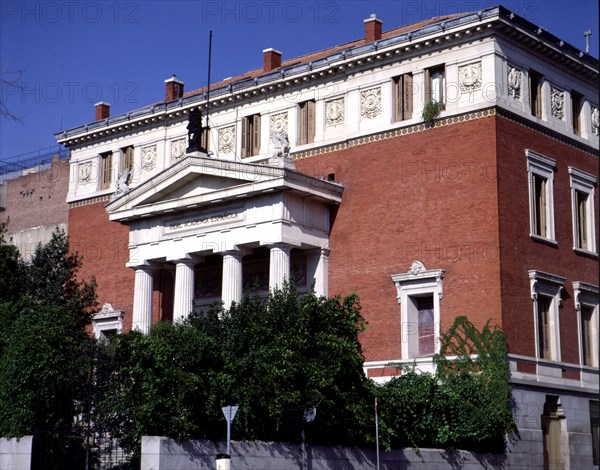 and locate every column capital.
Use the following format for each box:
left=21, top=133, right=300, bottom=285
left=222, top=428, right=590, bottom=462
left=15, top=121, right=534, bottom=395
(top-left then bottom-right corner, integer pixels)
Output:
left=167, top=254, right=203, bottom=265
left=220, top=246, right=251, bottom=257
left=126, top=260, right=155, bottom=271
